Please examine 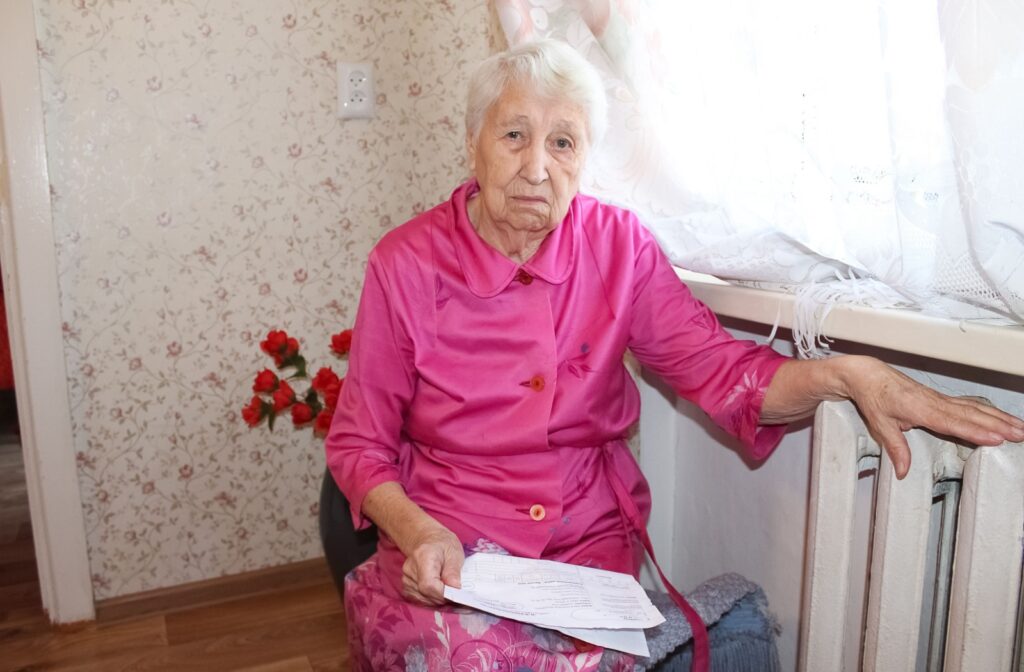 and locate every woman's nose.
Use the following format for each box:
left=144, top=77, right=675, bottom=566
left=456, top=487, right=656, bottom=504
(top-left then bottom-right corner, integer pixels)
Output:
left=519, top=141, right=549, bottom=184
